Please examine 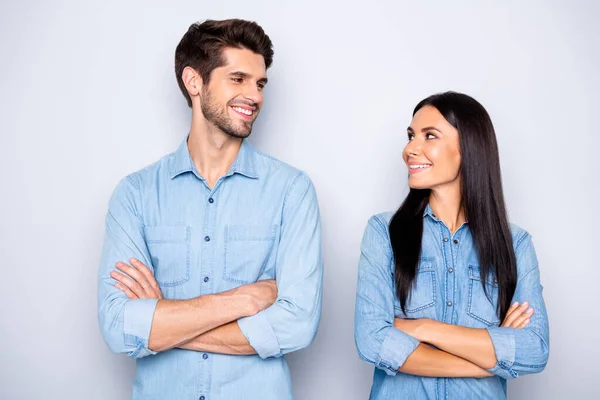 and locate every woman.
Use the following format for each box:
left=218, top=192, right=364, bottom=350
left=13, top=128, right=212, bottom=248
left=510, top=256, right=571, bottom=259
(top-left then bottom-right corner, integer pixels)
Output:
left=354, top=92, right=549, bottom=399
